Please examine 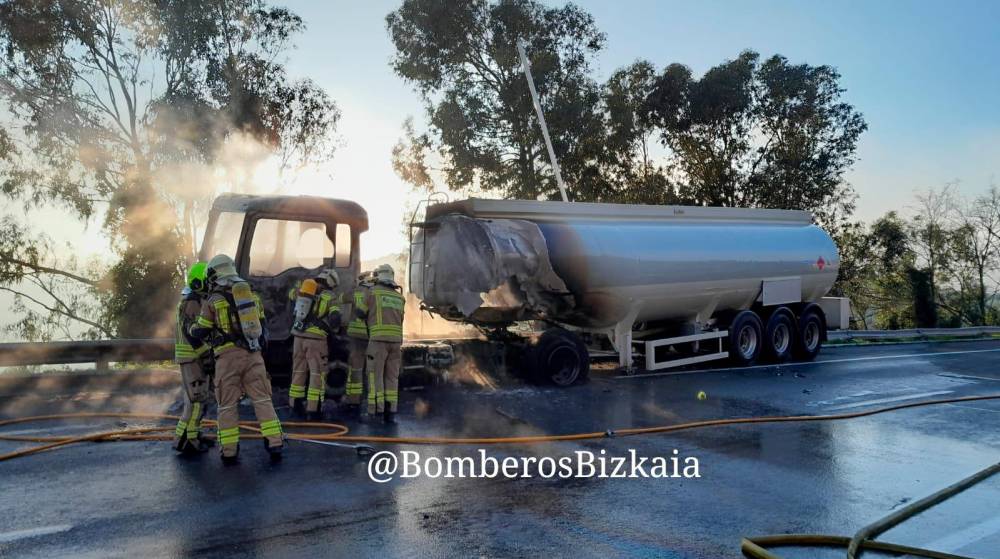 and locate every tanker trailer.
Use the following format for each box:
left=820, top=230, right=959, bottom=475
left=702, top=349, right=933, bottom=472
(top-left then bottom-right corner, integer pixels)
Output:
left=409, top=198, right=839, bottom=385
